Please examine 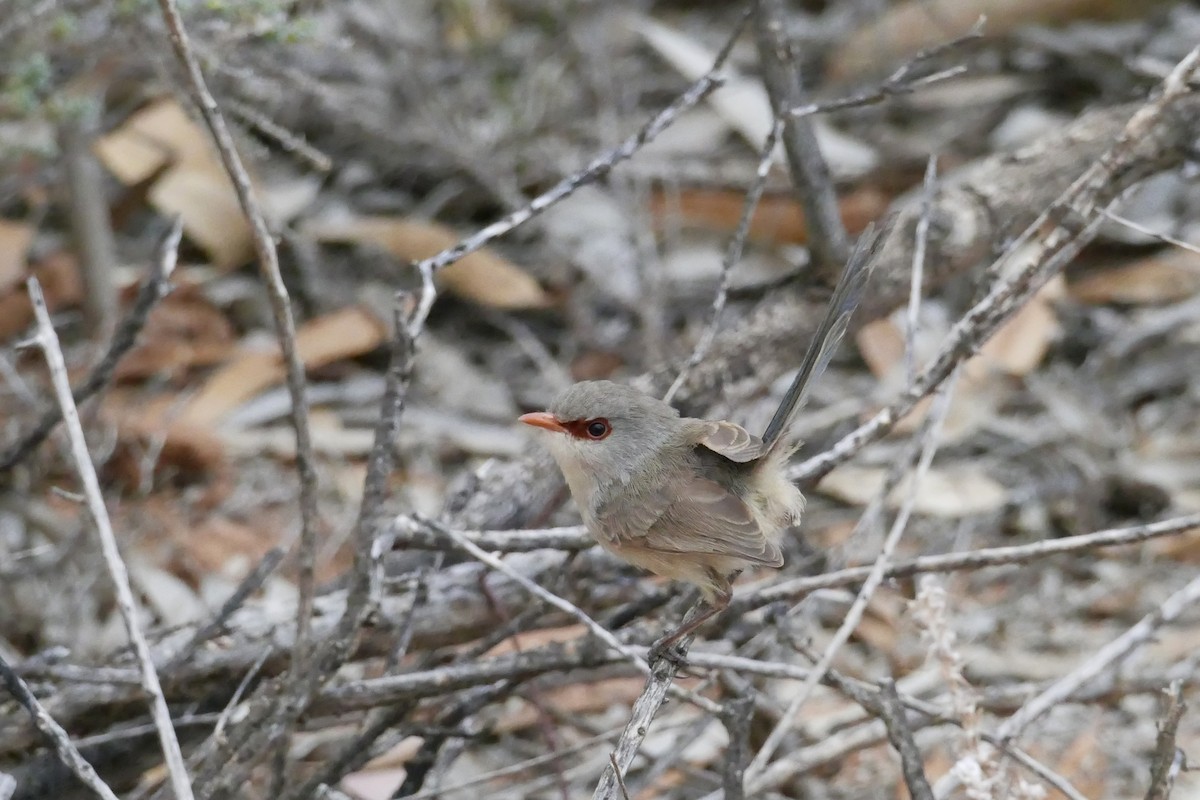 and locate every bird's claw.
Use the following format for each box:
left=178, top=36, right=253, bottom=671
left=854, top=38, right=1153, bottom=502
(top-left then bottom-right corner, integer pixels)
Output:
left=647, top=639, right=687, bottom=668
